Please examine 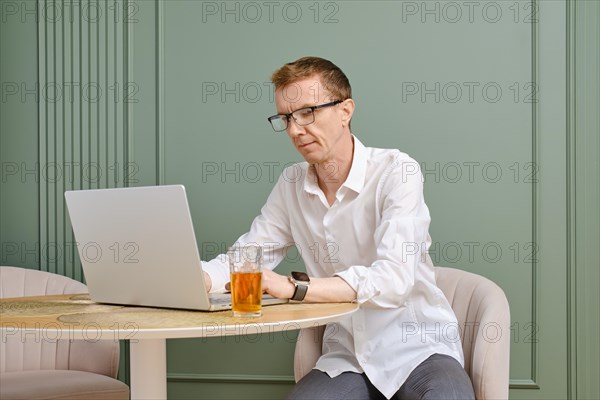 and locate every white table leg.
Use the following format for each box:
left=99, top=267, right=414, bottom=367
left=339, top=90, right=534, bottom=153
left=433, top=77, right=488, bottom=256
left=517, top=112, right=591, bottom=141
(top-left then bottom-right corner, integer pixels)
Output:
left=129, top=339, right=167, bottom=399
